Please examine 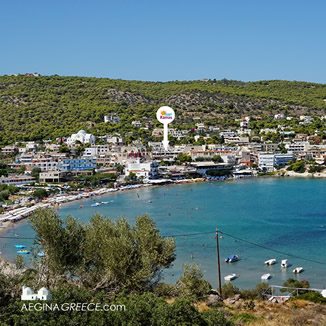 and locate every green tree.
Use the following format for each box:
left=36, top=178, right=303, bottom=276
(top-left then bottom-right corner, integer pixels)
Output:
left=155, top=298, right=205, bottom=326
left=176, top=153, right=192, bottom=164
left=15, top=255, right=25, bottom=269
left=32, top=188, right=48, bottom=199
left=202, top=309, right=234, bottom=326
left=29, top=208, right=176, bottom=292
left=287, top=160, right=305, bottom=173
left=281, top=278, right=310, bottom=295
left=176, top=264, right=211, bottom=300
left=308, top=164, right=324, bottom=173
left=31, top=167, right=42, bottom=181
left=115, top=163, right=124, bottom=174
left=59, top=144, right=70, bottom=154
left=212, top=155, right=223, bottom=163
left=125, top=172, right=138, bottom=183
